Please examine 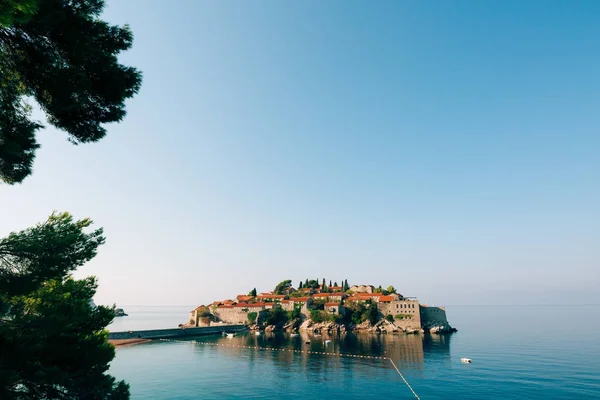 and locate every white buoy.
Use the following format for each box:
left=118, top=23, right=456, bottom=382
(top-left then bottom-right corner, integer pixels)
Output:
left=461, top=358, right=472, bottom=363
